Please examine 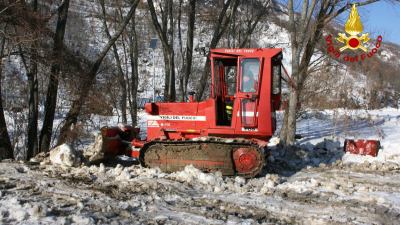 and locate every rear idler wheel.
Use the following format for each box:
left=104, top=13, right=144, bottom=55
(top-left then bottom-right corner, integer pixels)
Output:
left=233, top=147, right=264, bottom=178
